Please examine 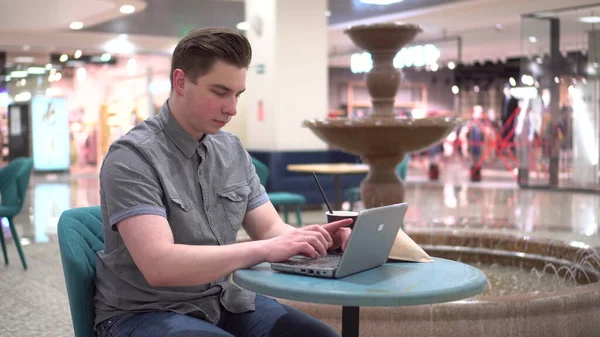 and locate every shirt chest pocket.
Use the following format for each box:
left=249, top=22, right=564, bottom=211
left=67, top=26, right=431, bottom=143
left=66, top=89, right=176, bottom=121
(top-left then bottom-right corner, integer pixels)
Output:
left=217, top=184, right=251, bottom=231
